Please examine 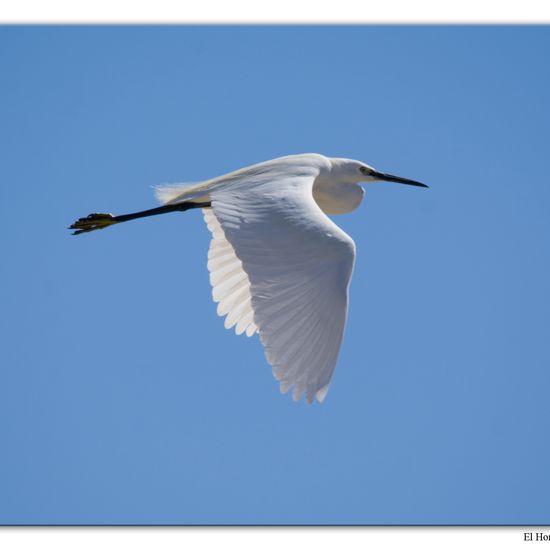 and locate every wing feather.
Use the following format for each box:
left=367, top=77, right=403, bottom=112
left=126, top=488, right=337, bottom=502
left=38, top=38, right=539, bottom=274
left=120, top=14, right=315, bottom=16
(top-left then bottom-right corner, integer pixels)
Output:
left=203, top=208, right=258, bottom=337
left=204, top=169, right=355, bottom=403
